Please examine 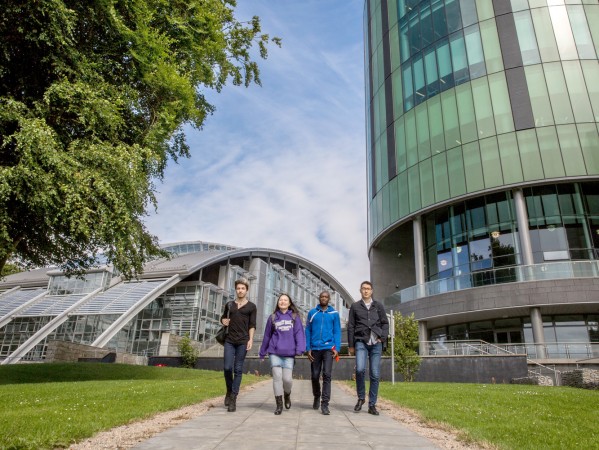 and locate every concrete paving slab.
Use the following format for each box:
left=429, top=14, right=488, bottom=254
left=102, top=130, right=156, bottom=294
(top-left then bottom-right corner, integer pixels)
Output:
left=133, top=379, right=441, bottom=450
